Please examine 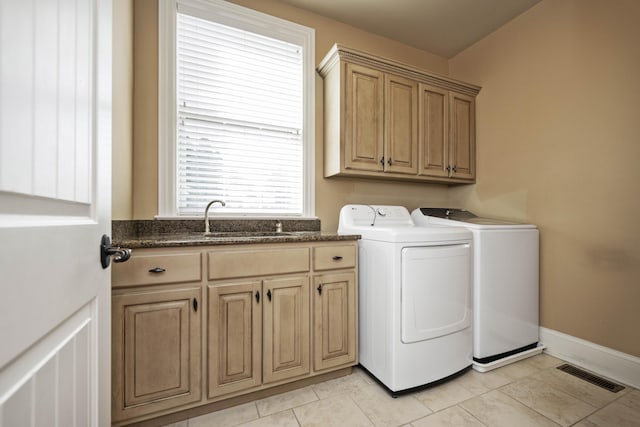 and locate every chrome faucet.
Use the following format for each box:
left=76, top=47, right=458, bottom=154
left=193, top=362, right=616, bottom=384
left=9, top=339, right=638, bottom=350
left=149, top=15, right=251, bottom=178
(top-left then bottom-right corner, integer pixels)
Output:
left=275, top=220, right=283, bottom=233
left=204, top=200, right=226, bottom=234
